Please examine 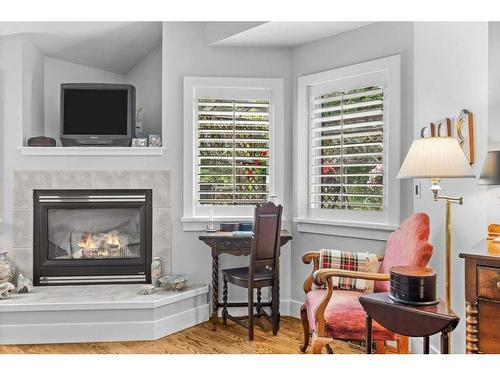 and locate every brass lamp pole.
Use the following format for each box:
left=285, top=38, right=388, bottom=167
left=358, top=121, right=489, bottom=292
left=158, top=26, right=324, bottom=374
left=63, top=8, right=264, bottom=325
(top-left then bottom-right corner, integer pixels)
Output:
left=429, top=178, right=463, bottom=306
left=398, top=137, right=475, bottom=310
